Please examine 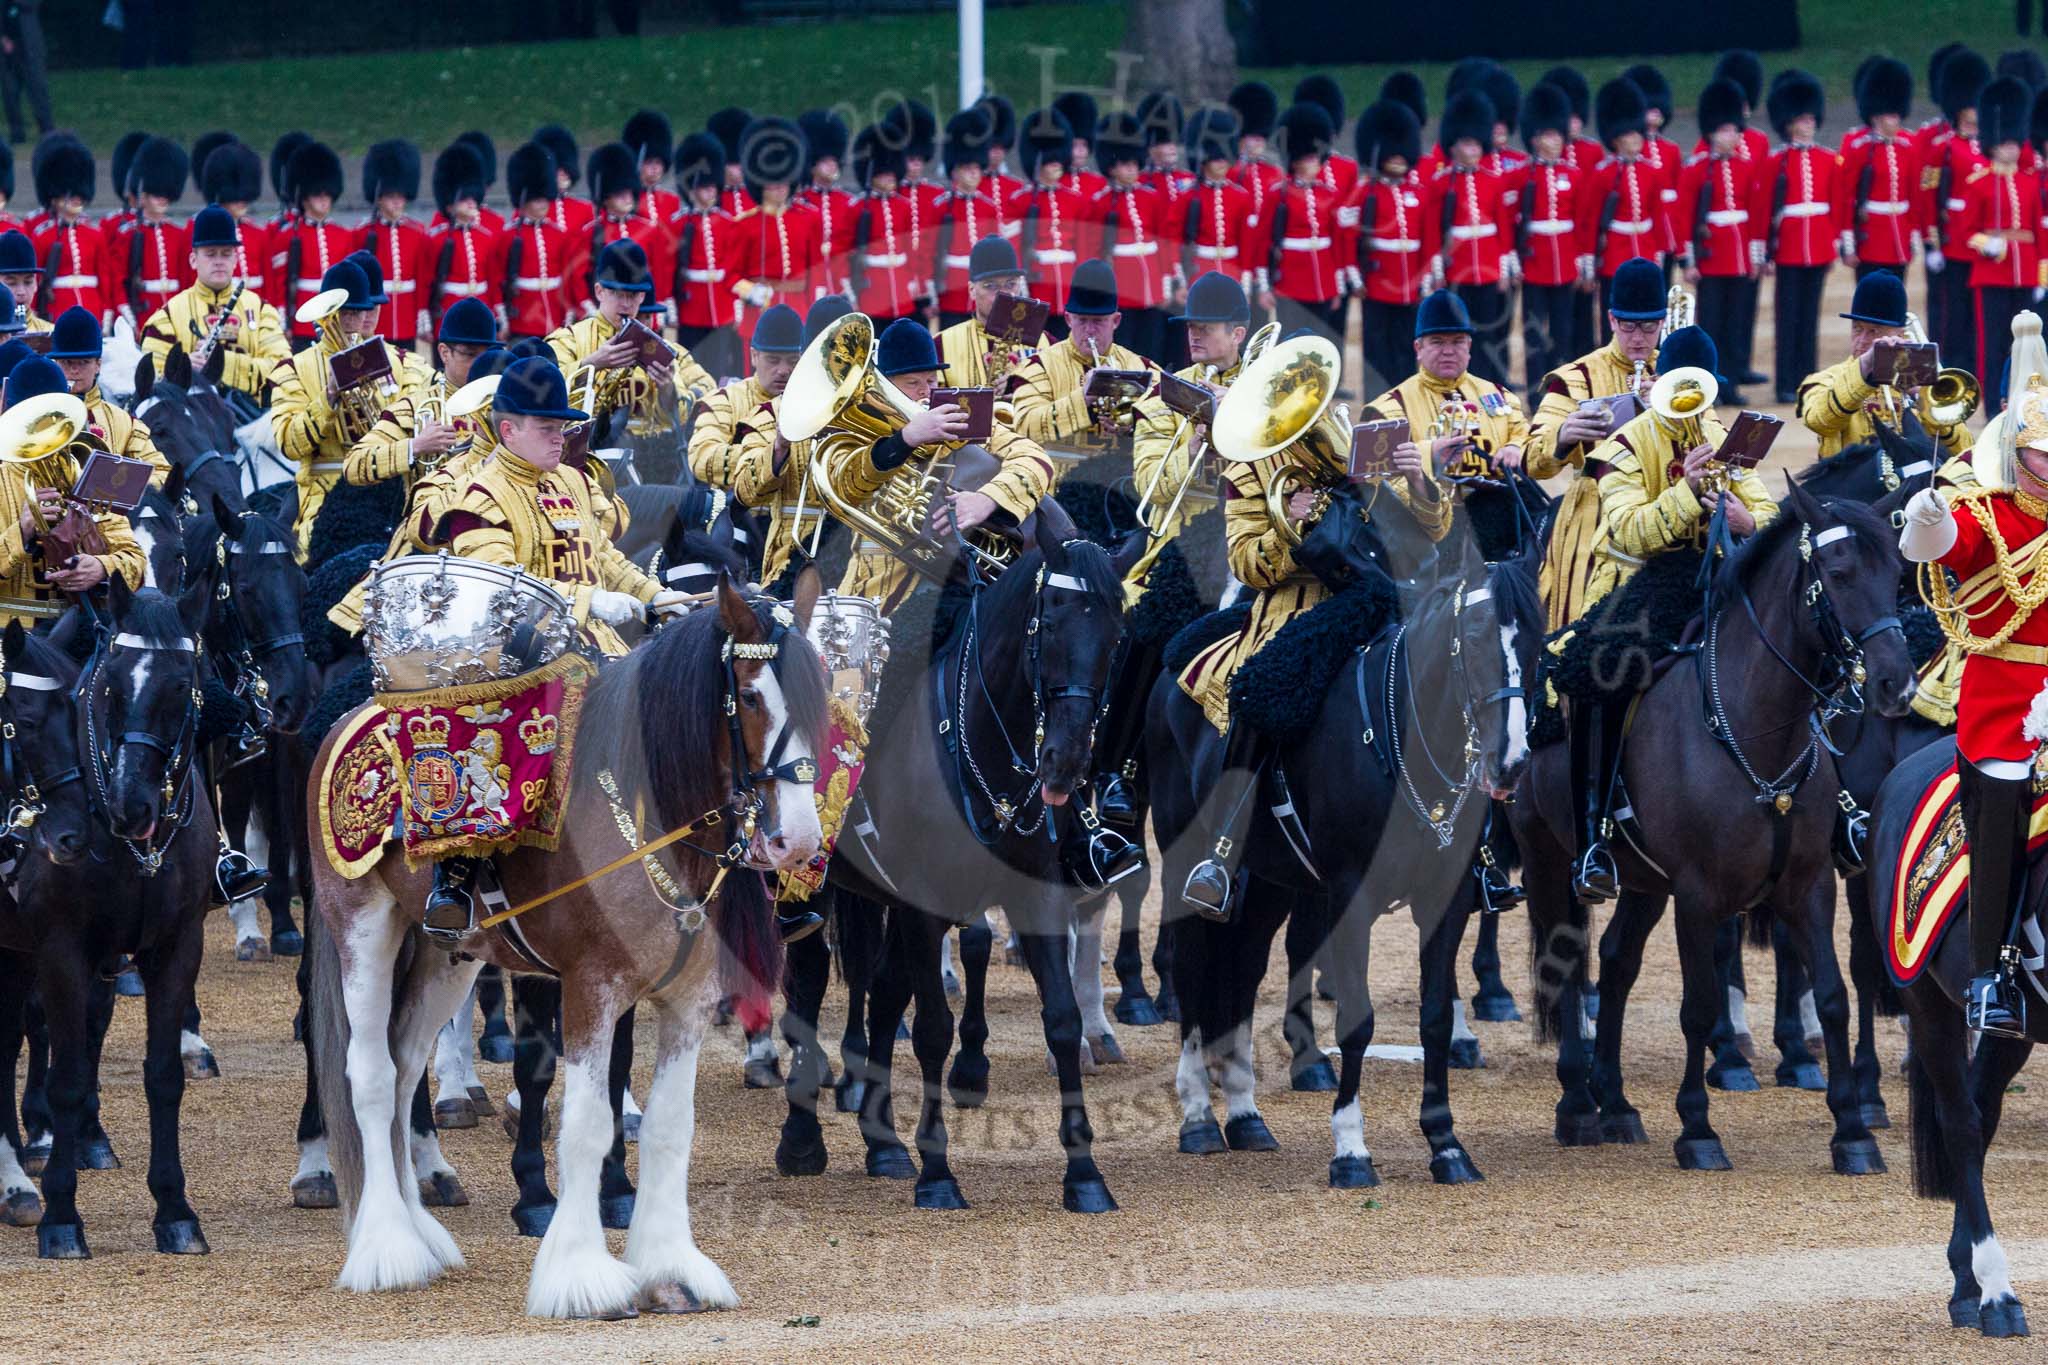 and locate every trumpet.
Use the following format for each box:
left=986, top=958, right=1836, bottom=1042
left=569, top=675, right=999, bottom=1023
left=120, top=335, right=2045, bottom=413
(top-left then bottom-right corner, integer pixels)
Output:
left=1211, top=334, right=1346, bottom=548
left=295, top=287, right=392, bottom=446
left=1649, top=364, right=1721, bottom=491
